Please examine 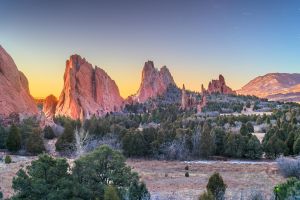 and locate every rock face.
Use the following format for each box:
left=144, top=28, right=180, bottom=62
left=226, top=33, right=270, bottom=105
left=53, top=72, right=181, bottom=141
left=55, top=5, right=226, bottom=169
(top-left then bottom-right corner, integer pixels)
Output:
left=132, top=61, right=176, bottom=103
left=55, top=55, right=123, bottom=120
left=237, top=73, right=300, bottom=102
left=181, top=84, right=187, bottom=109
left=181, top=84, right=197, bottom=110
left=0, top=45, right=38, bottom=117
left=43, top=95, right=58, bottom=119
left=206, top=75, right=236, bottom=95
